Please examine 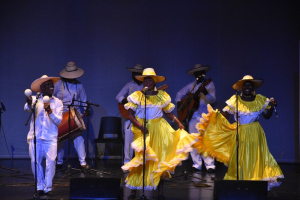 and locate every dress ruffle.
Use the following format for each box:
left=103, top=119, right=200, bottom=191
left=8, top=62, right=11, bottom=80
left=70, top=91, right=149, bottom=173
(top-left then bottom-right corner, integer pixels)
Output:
left=121, top=117, right=199, bottom=190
